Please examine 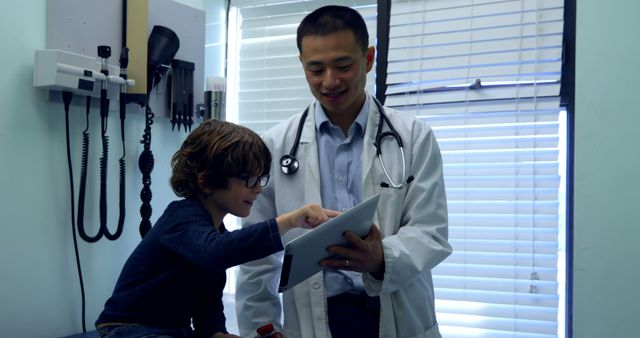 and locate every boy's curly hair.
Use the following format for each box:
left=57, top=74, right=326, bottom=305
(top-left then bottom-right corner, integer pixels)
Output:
left=170, top=119, right=271, bottom=199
